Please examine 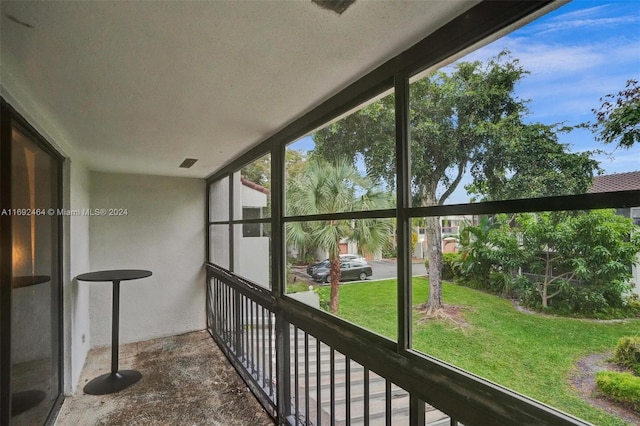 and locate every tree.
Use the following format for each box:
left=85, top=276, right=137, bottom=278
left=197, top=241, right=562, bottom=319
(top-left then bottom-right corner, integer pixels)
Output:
left=242, top=149, right=307, bottom=190
left=242, top=149, right=307, bottom=220
left=465, top=123, right=600, bottom=202
left=517, top=210, right=640, bottom=309
left=241, top=154, right=272, bottom=189
left=458, top=216, right=519, bottom=287
left=592, top=79, right=640, bottom=148
left=286, top=159, right=392, bottom=313
left=313, top=52, right=599, bottom=315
